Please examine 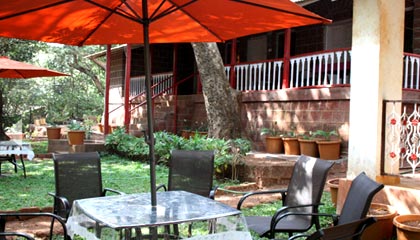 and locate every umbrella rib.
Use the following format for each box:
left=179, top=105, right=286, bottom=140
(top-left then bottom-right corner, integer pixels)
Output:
left=0, top=0, right=72, bottom=21
left=163, top=0, right=224, bottom=41
left=231, top=0, right=331, bottom=22
left=150, top=0, right=196, bottom=22
left=85, top=0, right=144, bottom=23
